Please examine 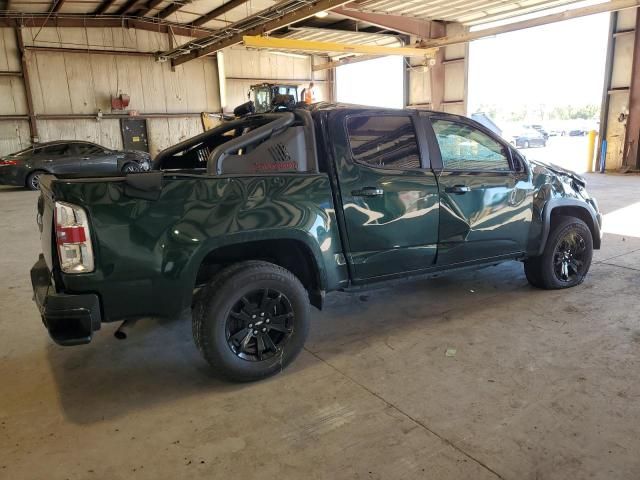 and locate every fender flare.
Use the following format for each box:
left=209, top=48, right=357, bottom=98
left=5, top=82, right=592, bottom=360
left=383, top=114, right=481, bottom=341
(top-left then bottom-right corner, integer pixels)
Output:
left=177, top=229, right=329, bottom=310
left=536, top=198, right=602, bottom=256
